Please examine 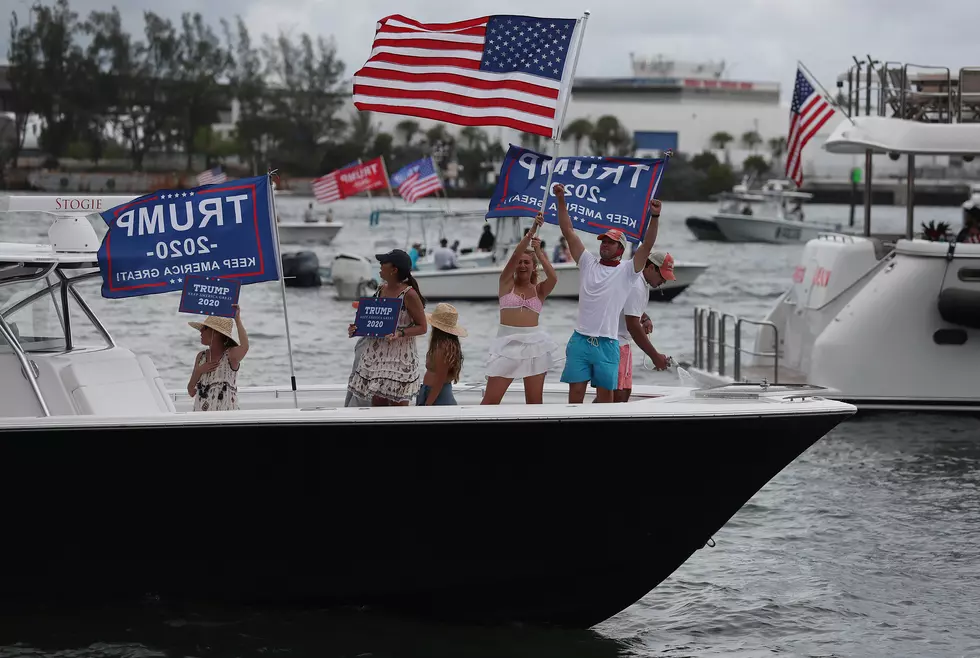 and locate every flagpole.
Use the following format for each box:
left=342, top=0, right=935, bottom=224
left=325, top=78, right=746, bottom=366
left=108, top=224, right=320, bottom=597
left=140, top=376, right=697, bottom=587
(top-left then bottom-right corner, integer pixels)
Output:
left=380, top=155, right=398, bottom=209
left=432, top=156, right=452, bottom=213
left=266, top=170, right=299, bottom=408
left=537, top=10, right=591, bottom=221
left=797, top=60, right=855, bottom=126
